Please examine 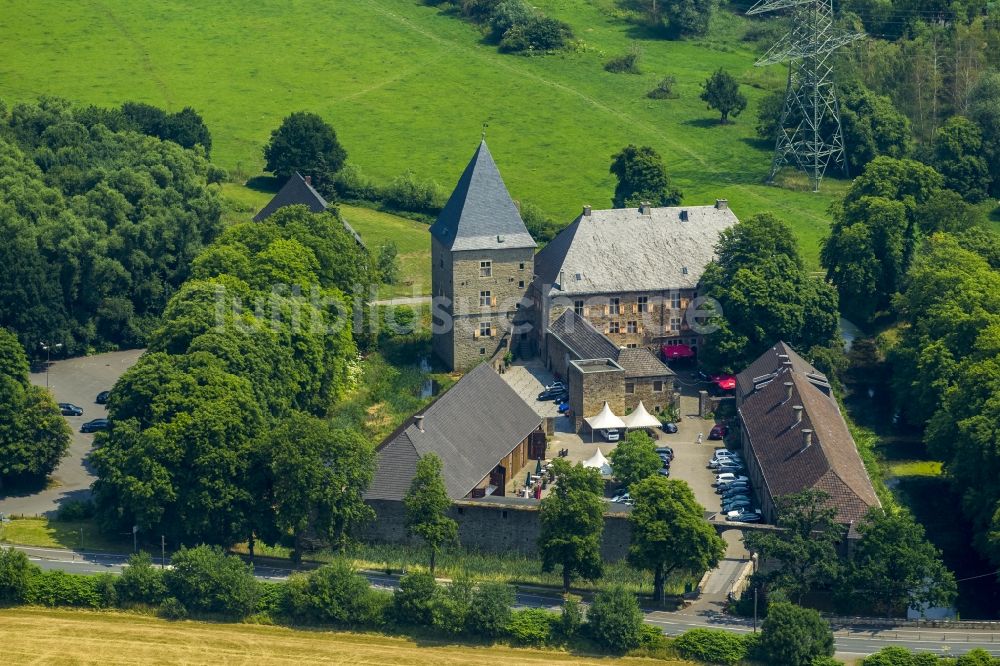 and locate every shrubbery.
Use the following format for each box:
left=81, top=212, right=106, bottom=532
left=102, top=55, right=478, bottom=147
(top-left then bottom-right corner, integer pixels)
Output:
left=0, top=547, right=36, bottom=603
left=283, top=560, right=389, bottom=626
left=466, top=582, right=514, bottom=639
left=26, top=570, right=115, bottom=608
left=332, top=162, right=444, bottom=217
left=507, top=608, right=556, bottom=646
left=115, top=551, right=167, bottom=605
left=163, top=545, right=259, bottom=618
left=758, top=602, right=835, bottom=666
left=427, top=0, right=573, bottom=55
left=391, top=572, right=437, bottom=625
left=672, top=627, right=758, bottom=665
left=604, top=46, right=642, bottom=74
left=585, top=585, right=644, bottom=653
